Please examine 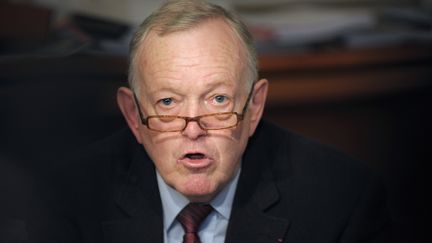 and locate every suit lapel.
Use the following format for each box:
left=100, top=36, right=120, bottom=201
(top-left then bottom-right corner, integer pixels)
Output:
left=225, top=168, right=291, bottom=243
left=225, top=180, right=290, bottom=243
left=225, top=123, right=291, bottom=243
left=102, top=145, right=164, bottom=243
